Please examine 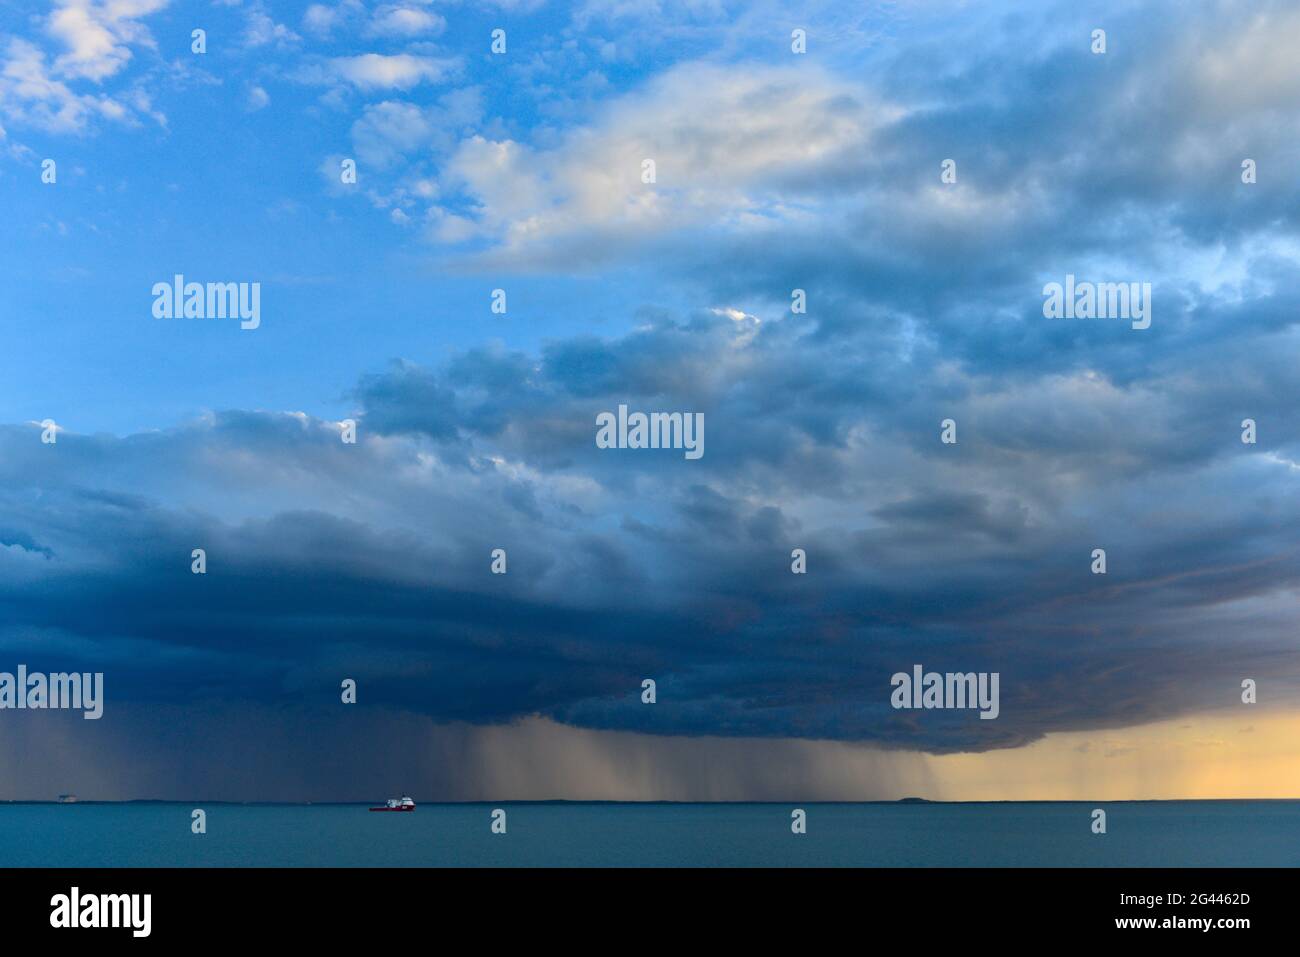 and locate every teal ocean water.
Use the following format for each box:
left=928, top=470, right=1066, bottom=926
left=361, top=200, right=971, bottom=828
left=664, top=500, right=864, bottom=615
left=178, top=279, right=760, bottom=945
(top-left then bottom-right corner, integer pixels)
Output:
left=2, top=801, right=1297, bottom=867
